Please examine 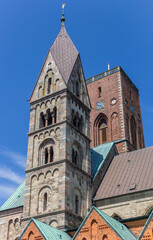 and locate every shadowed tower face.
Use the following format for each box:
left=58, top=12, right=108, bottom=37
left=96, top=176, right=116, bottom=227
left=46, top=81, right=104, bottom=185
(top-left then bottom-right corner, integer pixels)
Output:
left=23, top=17, right=91, bottom=229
